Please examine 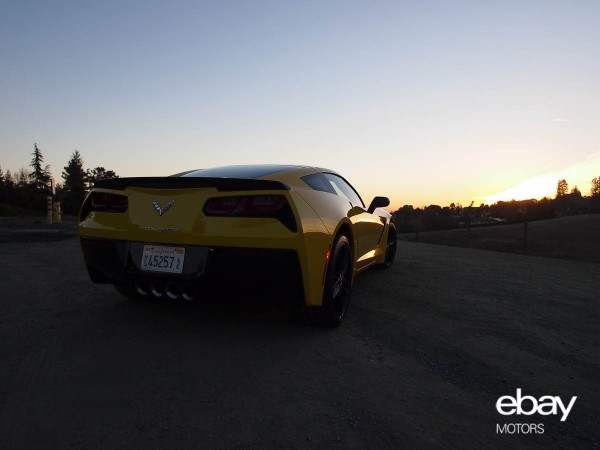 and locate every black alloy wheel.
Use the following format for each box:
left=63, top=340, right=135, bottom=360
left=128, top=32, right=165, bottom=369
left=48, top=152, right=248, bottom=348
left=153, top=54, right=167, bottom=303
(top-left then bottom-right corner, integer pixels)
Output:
left=322, top=234, right=352, bottom=327
left=383, top=225, right=397, bottom=268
